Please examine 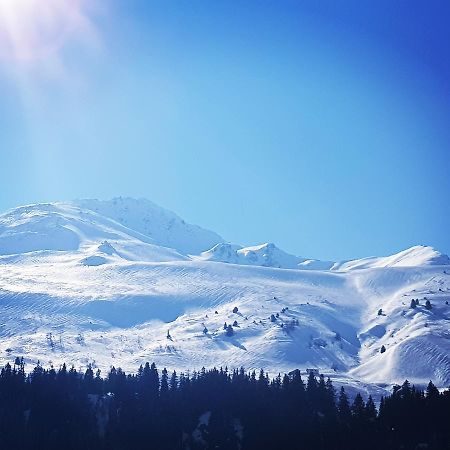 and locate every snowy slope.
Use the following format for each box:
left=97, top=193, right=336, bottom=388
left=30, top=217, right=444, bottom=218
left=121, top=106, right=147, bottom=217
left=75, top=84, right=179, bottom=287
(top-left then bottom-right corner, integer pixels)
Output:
left=348, top=265, right=450, bottom=386
left=0, top=199, right=449, bottom=394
